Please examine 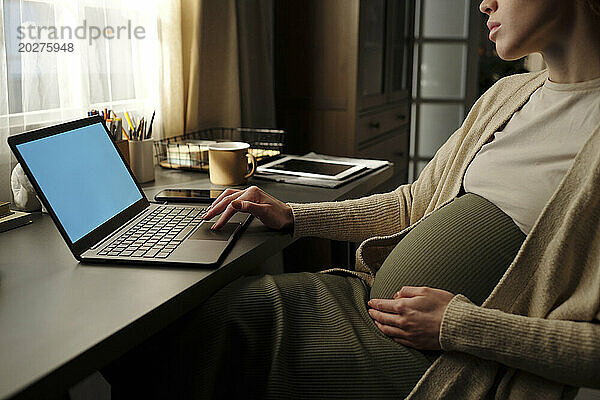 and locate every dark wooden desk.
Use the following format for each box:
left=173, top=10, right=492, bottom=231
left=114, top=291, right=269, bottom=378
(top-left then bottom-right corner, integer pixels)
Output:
left=0, top=165, right=392, bottom=400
